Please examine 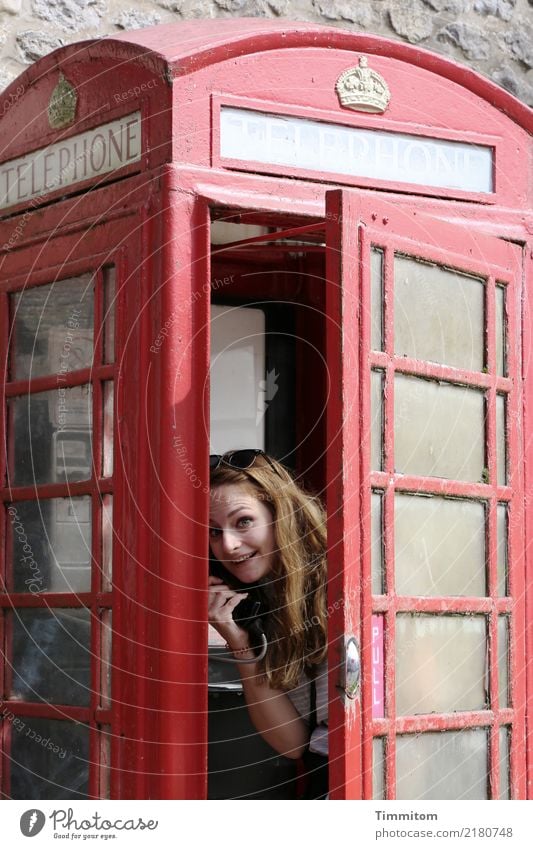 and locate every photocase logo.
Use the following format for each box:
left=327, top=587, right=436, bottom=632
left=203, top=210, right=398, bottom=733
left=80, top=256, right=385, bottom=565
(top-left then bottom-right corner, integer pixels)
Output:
left=20, top=809, right=46, bottom=837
